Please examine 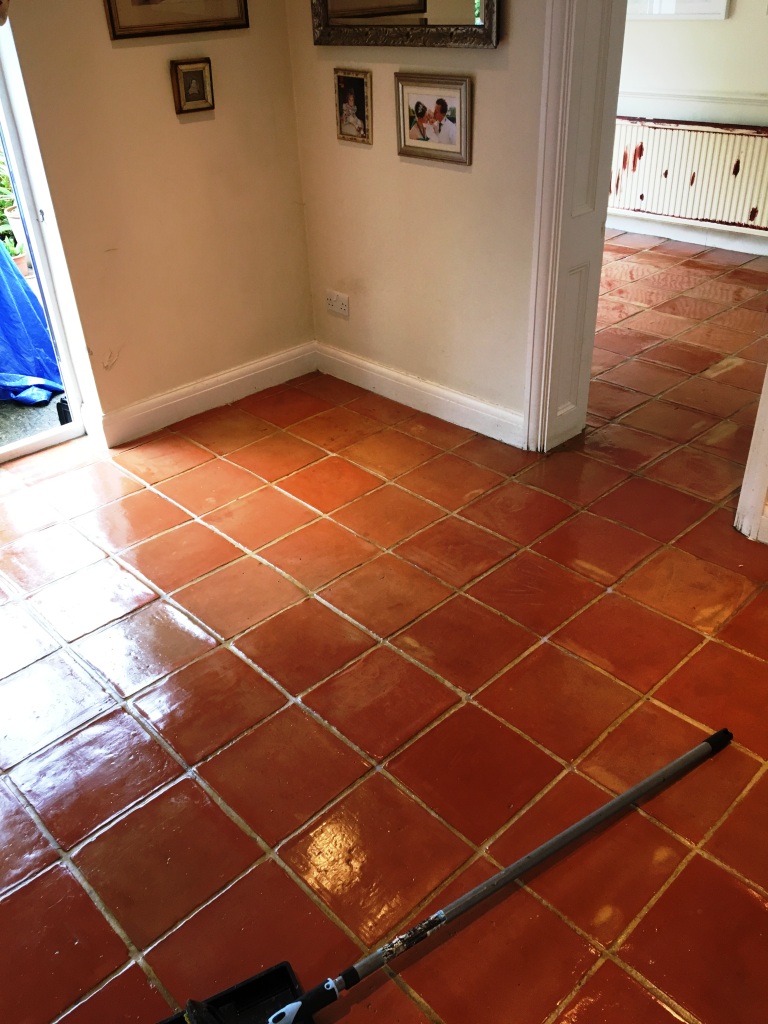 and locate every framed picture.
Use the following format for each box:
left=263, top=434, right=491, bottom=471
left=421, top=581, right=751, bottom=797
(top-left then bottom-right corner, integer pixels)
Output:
left=335, top=69, right=373, bottom=145
left=627, top=0, right=729, bottom=18
left=103, top=0, right=249, bottom=41
left=170, top=58, right=214, bottom=114
left=395, top=73, right=471, bottom=165
left=329, top=1, right=426, bottom=16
